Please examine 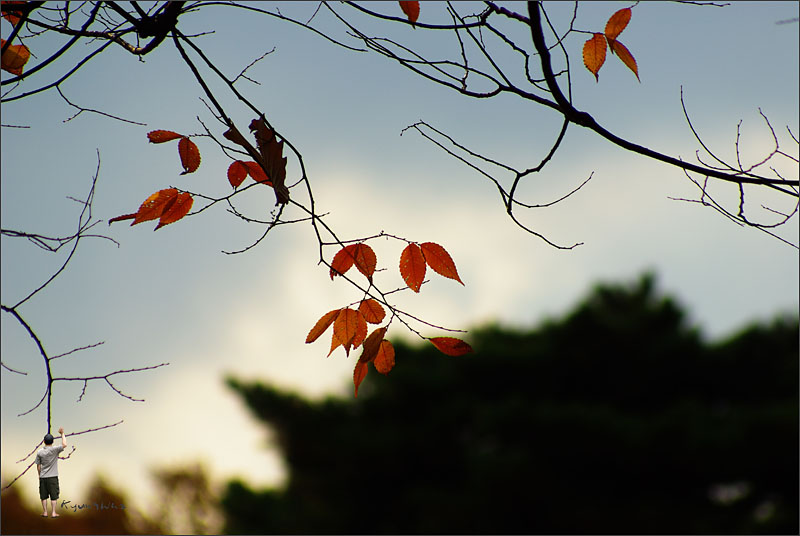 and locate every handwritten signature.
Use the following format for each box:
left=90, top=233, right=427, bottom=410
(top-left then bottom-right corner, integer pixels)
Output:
left=59, top=500, right=126, bottom=513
